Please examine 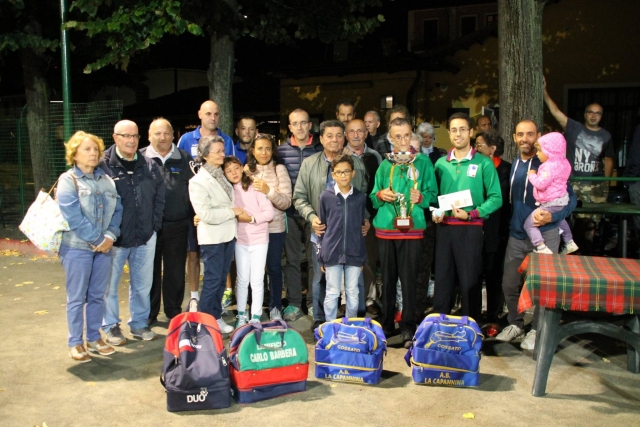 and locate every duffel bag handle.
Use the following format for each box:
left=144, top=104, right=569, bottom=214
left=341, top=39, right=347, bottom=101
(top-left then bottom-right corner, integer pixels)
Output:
left=341, top=317, right=372, bottom=328
left=253, top=328, right=287, bottom=349
left=438, top=313, right=469, bottom=325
